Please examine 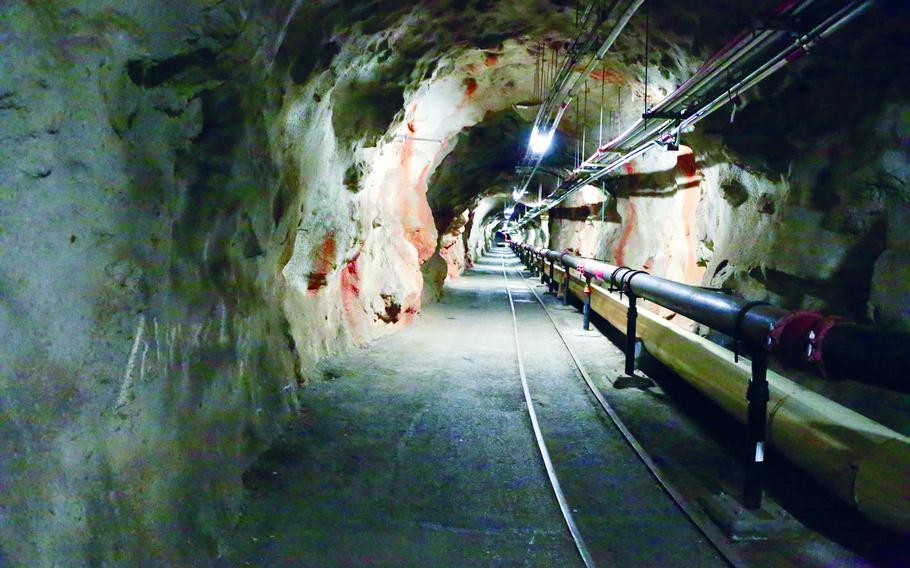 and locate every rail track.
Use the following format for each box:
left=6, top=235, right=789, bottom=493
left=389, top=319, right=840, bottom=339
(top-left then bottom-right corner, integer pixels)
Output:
left=498, top=245, right=741, bottom=568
